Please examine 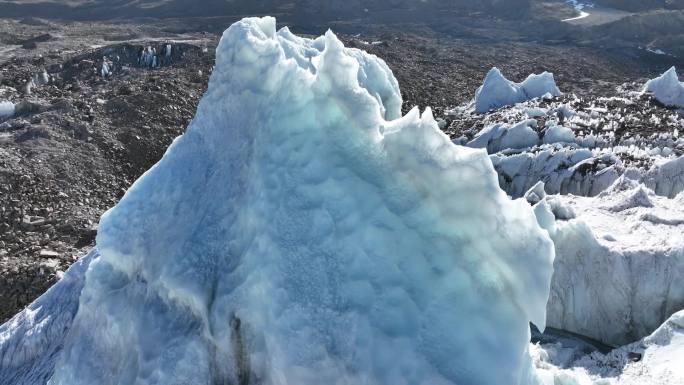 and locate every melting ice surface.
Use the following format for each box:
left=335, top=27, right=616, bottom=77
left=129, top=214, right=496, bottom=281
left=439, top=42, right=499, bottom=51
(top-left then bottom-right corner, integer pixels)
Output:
left=41, top=17, right=555, bottom=385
